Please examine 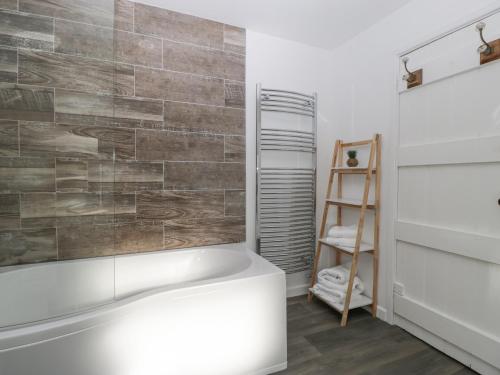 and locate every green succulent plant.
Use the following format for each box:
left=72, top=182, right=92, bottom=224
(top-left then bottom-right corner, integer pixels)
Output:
left=347, top=150, right=357, bottom=159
